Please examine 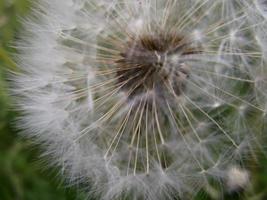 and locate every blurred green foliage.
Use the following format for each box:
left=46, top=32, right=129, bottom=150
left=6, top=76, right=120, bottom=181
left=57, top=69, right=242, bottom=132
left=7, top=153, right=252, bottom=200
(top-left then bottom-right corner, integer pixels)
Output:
left=0, top=0, right=267, bottom=200
left=0, top=0, right=85, bottom=199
